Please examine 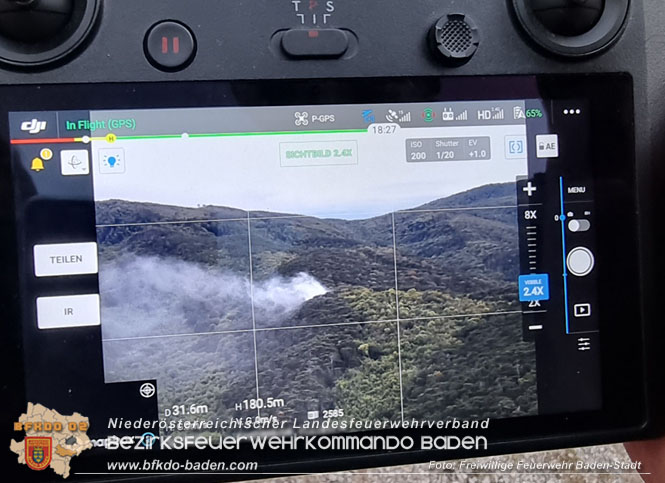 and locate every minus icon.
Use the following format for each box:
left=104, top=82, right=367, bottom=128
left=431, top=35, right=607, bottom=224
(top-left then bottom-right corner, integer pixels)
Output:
left=529, top=325, right=543, bottom=330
